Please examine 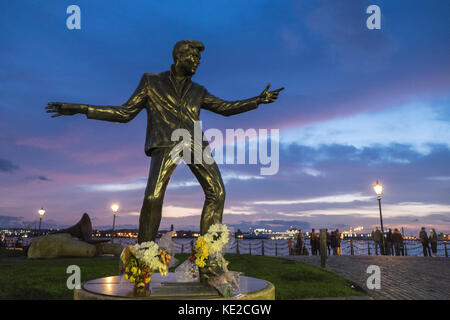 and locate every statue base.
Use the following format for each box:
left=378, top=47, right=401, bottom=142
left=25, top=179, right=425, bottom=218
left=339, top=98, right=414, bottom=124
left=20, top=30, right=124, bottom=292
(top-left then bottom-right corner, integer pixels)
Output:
left=74, top=273, right=274, bottom=300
